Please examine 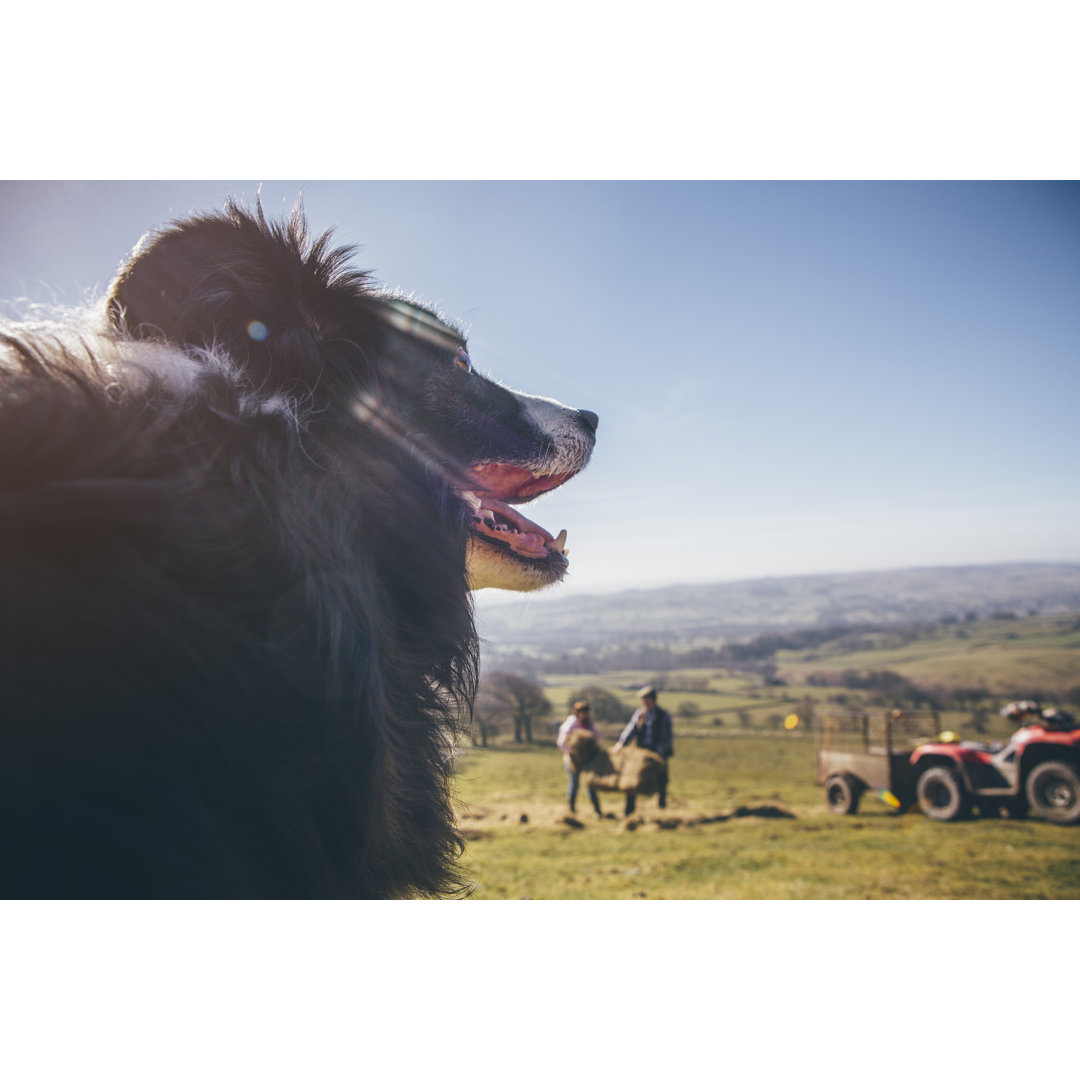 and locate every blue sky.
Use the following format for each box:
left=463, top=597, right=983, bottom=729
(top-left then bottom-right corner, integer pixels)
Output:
left=1, top=180, right=1077, bottom=602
